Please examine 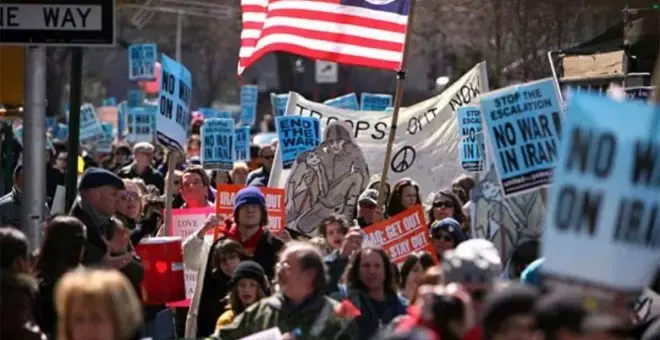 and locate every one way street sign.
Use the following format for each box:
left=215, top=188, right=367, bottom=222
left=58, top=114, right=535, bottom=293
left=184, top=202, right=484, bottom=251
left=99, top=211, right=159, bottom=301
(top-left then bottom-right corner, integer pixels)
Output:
left=0, top=0, right=115, bottom=46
